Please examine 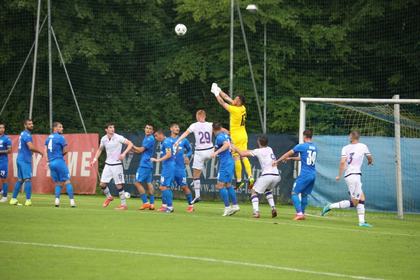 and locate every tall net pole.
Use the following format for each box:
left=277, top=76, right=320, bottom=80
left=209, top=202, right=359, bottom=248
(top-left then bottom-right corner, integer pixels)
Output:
left=29, top=0, right=42, bottom=119
left=48, top=0, right=53, bottom=130
left=393, top=95, right=403, bottom=219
